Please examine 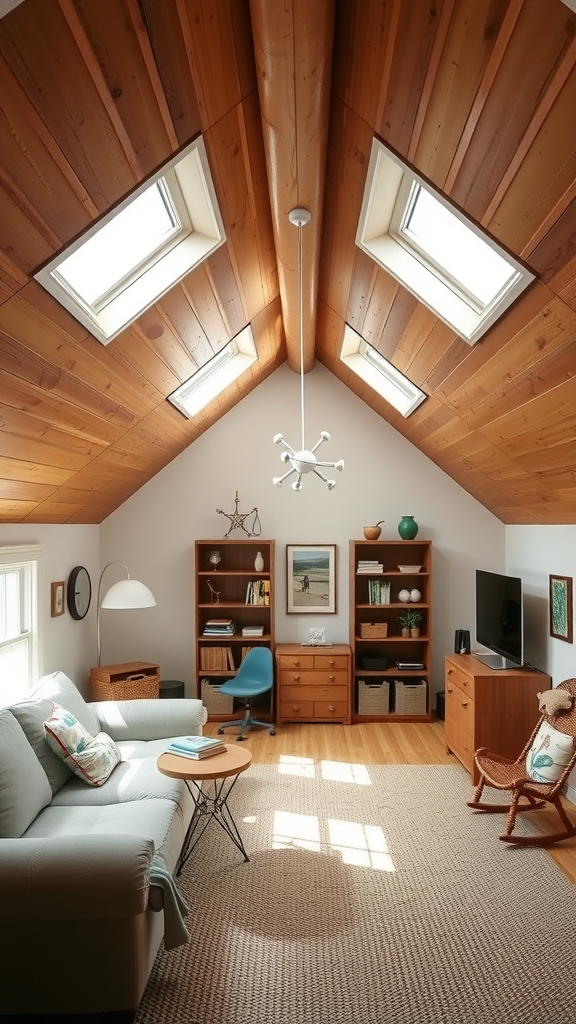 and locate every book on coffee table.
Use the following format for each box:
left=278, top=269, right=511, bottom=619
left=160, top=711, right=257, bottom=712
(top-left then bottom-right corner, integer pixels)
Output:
left=166, top=736, right=226, bottom=759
